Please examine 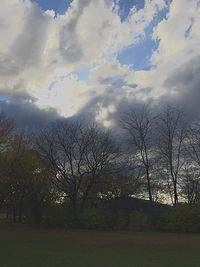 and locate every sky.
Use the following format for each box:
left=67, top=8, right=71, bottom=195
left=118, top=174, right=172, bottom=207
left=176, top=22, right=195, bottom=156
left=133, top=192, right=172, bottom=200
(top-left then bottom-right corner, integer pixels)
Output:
left=0, top=0, right=200, bottom=128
